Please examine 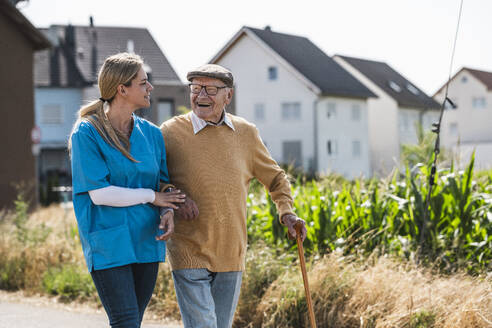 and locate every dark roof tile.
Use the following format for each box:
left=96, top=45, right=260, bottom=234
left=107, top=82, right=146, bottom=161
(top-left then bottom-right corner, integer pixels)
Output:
left=466, top=68, right=492, bottom=90
left=338, top=55, right=440, bottom=110
left=246, top=27, right=376, bottom=99
left=35, top=25, right=181, bottom=87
